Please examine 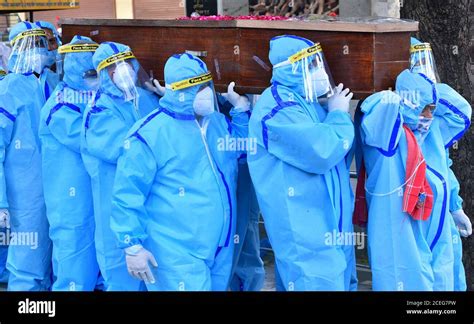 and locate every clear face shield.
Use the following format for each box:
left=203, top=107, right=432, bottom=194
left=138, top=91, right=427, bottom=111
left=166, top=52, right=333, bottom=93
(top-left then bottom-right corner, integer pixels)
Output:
left=97, top=51, right=152, bottom=102
left=57, top=42, right=100, bottom=89
left=273, top=42, right=336, bottom=103
left=410, top=43, right=440, bottom=83
left=168, top=71, right=220, bottom=117
left=9, top=29, right=50, bottom=74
